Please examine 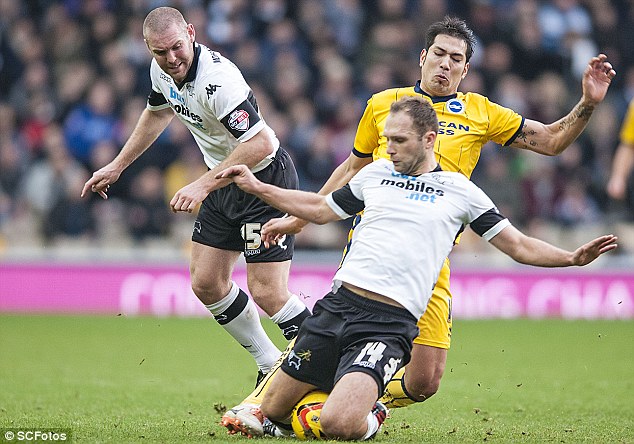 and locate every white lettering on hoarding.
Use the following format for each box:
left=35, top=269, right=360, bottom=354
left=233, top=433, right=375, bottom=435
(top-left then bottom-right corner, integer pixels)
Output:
left=528, top=279, right=634, bottom=319
left=451, top=278, right=522, bottom=319
left=119, top=273, right=207, bottom=317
